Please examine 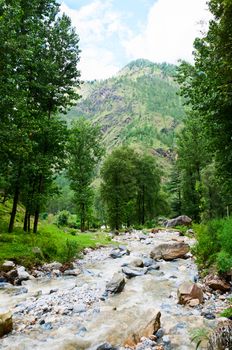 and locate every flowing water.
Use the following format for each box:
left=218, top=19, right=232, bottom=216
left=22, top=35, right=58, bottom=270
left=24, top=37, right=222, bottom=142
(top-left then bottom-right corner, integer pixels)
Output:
left=0, top=230, right=216, bottom=350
